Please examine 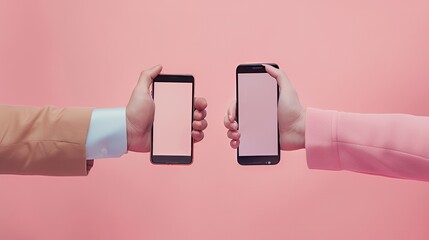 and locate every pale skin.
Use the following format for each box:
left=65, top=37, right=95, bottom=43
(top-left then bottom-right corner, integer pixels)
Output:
left=126, top=65, right=208, bottom=152
left=224, top=64, right=306, bottom=151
